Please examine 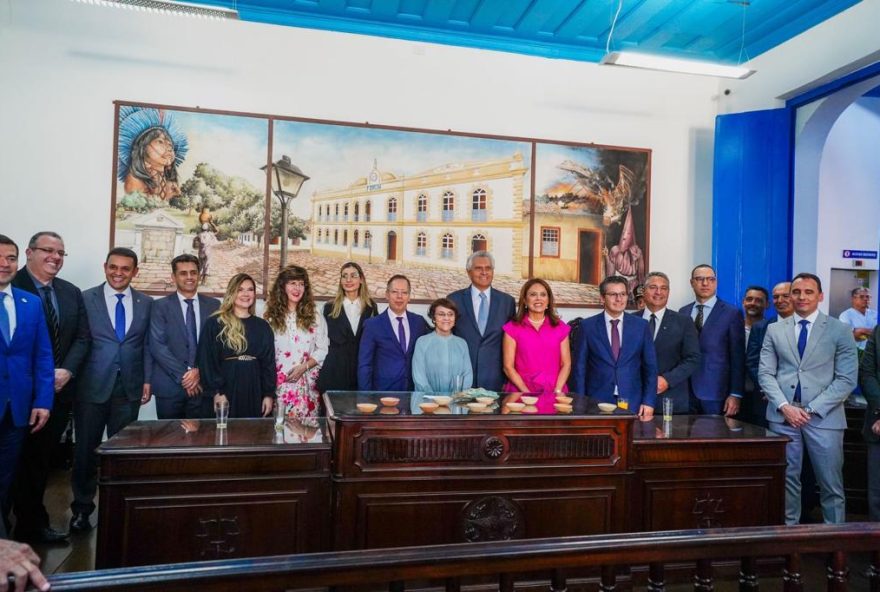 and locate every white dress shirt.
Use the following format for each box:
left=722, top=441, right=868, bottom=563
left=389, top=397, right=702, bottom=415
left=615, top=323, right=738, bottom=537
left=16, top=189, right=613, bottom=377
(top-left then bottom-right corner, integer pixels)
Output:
left=470, top=285, right=490, bottom=317
left=386, top=308, right=410, bottom=350
left=103, top=283, right=133, bottom=334
left=793, top=309, right=820, bottom=343
left=604, top=311, right=625, bottom=345
left=176, top=292, right=201, bottom=340
left=0, top=284, right=17, bottom=338
left=343, top=298, right=361, bottom=334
